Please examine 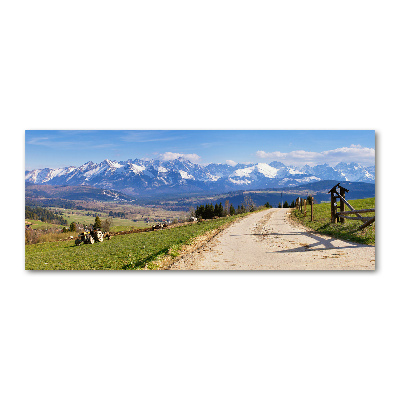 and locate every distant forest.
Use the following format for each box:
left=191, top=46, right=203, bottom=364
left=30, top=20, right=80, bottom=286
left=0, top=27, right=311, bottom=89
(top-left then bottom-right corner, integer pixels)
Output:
left=25, top=198, right=81, bottom=210
left=25, top=206, right=68, bottom=225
